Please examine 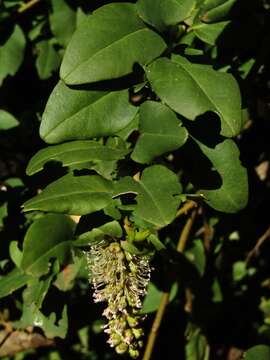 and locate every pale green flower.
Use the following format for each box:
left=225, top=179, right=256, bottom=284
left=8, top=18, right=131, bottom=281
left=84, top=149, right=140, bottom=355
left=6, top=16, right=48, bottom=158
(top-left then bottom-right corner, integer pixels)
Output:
left=86, top=240, right=151, bottom=358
